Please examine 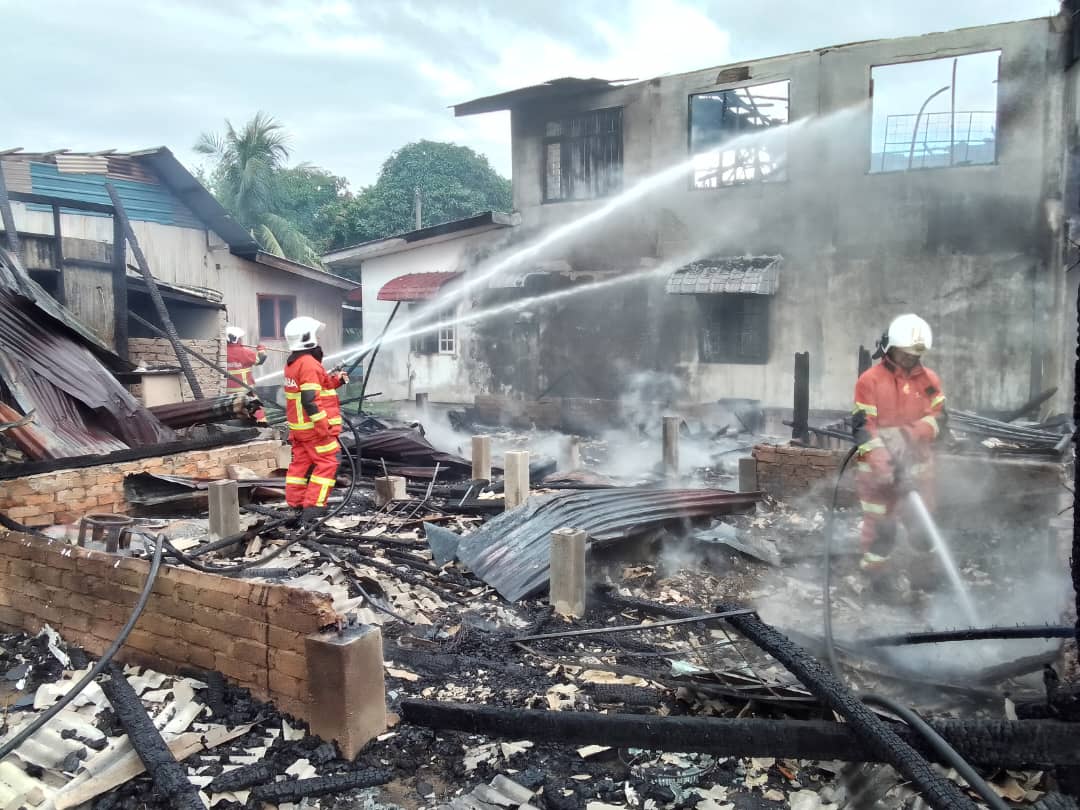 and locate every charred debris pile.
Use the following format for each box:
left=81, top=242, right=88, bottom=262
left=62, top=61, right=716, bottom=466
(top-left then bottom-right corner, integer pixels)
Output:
left=1, top=399, right=1074, bottom=810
